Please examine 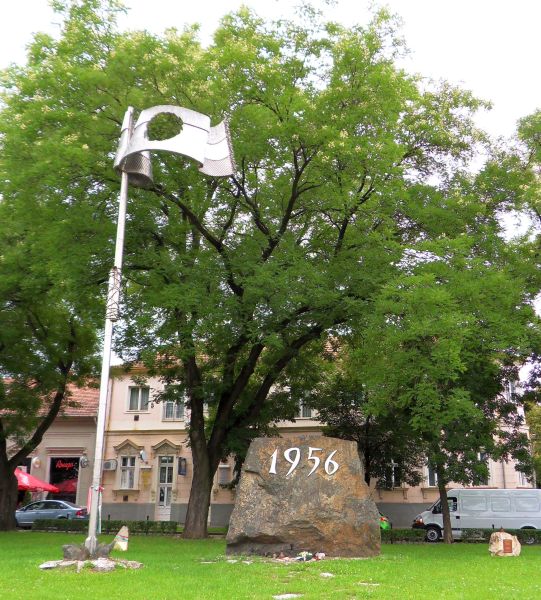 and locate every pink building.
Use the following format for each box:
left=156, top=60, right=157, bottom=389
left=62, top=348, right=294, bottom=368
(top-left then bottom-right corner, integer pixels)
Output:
left=99, top=369, right=533, bottom=527
left=14, top=386, right=99, bottom=507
